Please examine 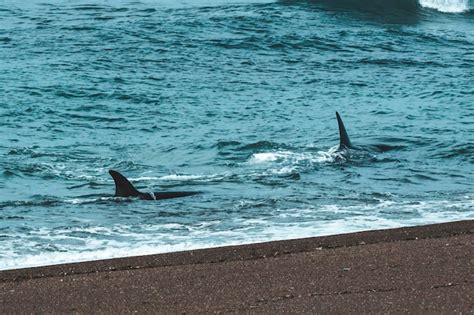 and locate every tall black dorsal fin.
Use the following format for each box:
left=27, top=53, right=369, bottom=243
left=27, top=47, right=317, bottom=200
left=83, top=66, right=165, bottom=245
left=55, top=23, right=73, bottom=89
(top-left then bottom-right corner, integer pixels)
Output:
left=336, top=111, right=352, bottom=149
left=109, top=170, right=141, bottom=197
